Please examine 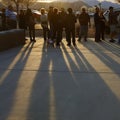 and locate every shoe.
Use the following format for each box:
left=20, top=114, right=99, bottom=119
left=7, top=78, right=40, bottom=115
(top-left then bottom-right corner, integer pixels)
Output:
left=77, top=38, right=81, bottom=42
left=73, top=43, right=76, bottom=46
left=67, top=43, right=71, bottom=46
left=109, top=39, right=115, bottom=43
left=56, top=43, right=60, bottom=46
left=33, top=39, right=36, bottom=42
